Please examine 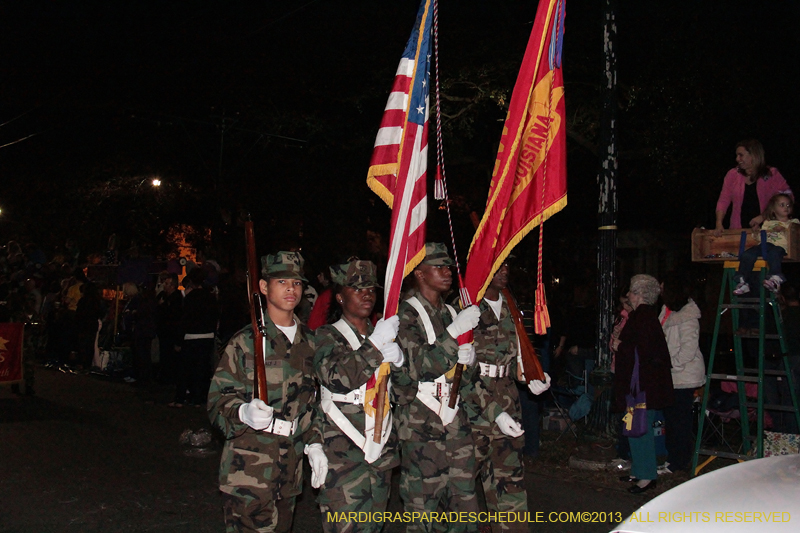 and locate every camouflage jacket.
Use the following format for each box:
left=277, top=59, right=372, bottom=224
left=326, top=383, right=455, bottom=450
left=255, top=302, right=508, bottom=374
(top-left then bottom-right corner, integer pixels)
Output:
left=207, top=317, right=322, bottom=500
left=462, top=295, right=523, bottom=434
left=392, top=289, right=475, bottom=440
left=314, top=318, right=399, bottom=471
